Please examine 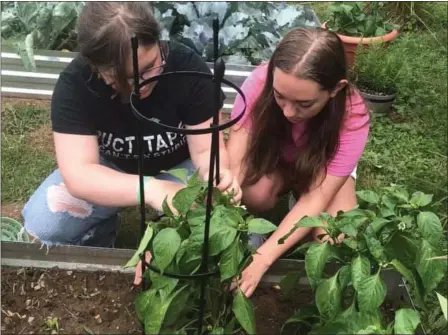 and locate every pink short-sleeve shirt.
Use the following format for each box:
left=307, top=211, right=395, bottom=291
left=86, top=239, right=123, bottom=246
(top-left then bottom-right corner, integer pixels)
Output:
left=231, top=63, right=370, bottom=177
